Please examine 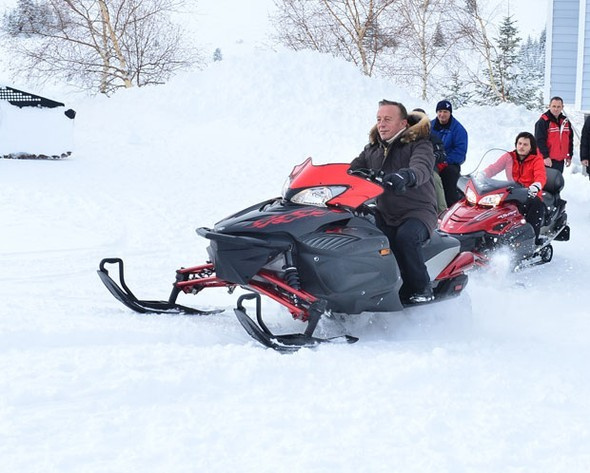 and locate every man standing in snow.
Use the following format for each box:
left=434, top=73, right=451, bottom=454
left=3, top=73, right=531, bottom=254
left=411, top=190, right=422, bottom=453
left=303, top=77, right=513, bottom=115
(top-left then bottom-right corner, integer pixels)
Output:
left=430, top=100, right=468, bottom=207
left=350, top=100, right=437, bottom=304
left=534, top=96, right=573, bottom=174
